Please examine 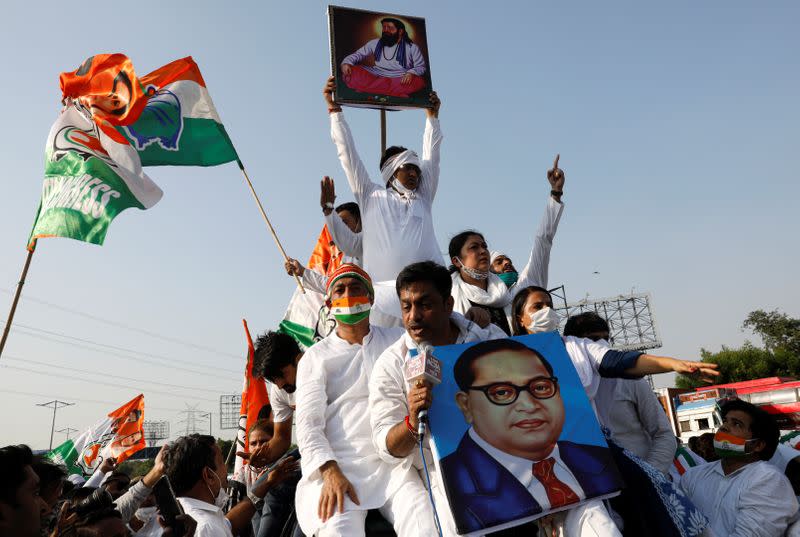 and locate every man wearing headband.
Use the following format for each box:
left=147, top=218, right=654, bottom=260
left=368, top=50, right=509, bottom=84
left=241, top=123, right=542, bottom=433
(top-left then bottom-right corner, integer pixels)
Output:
left=294, top=263, right=437, bottom=536
left=323, top=77, right=443, bottom=283
left=679, top=399, right=796, bottom=536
